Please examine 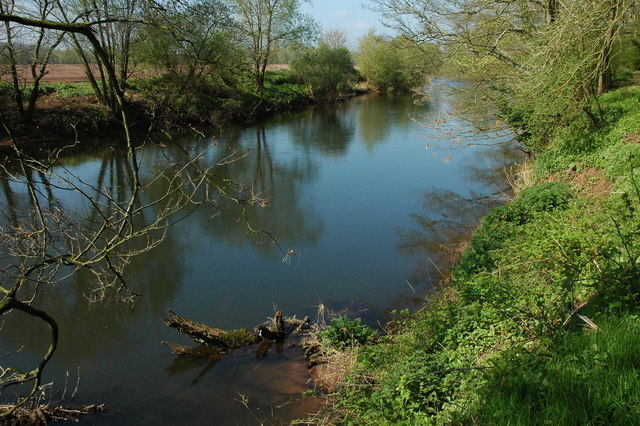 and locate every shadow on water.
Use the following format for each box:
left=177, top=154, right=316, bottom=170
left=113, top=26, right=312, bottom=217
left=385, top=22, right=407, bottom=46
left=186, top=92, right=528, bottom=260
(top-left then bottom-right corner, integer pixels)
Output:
left=0, top=80, right=521, bottom=424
